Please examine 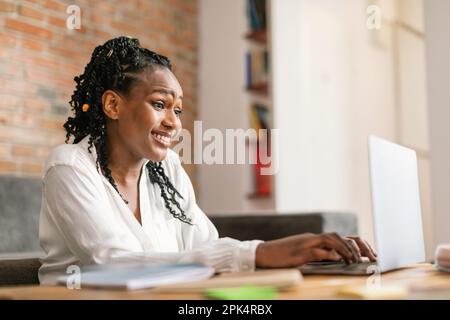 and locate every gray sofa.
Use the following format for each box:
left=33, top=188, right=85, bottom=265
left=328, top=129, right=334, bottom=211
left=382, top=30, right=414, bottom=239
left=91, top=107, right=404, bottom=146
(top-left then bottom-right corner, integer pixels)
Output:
left=209, top=212, right=357, bottom=241
left=0, top=175, right=357, bottom=286
left=0, top=175, right=44, bottom=286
